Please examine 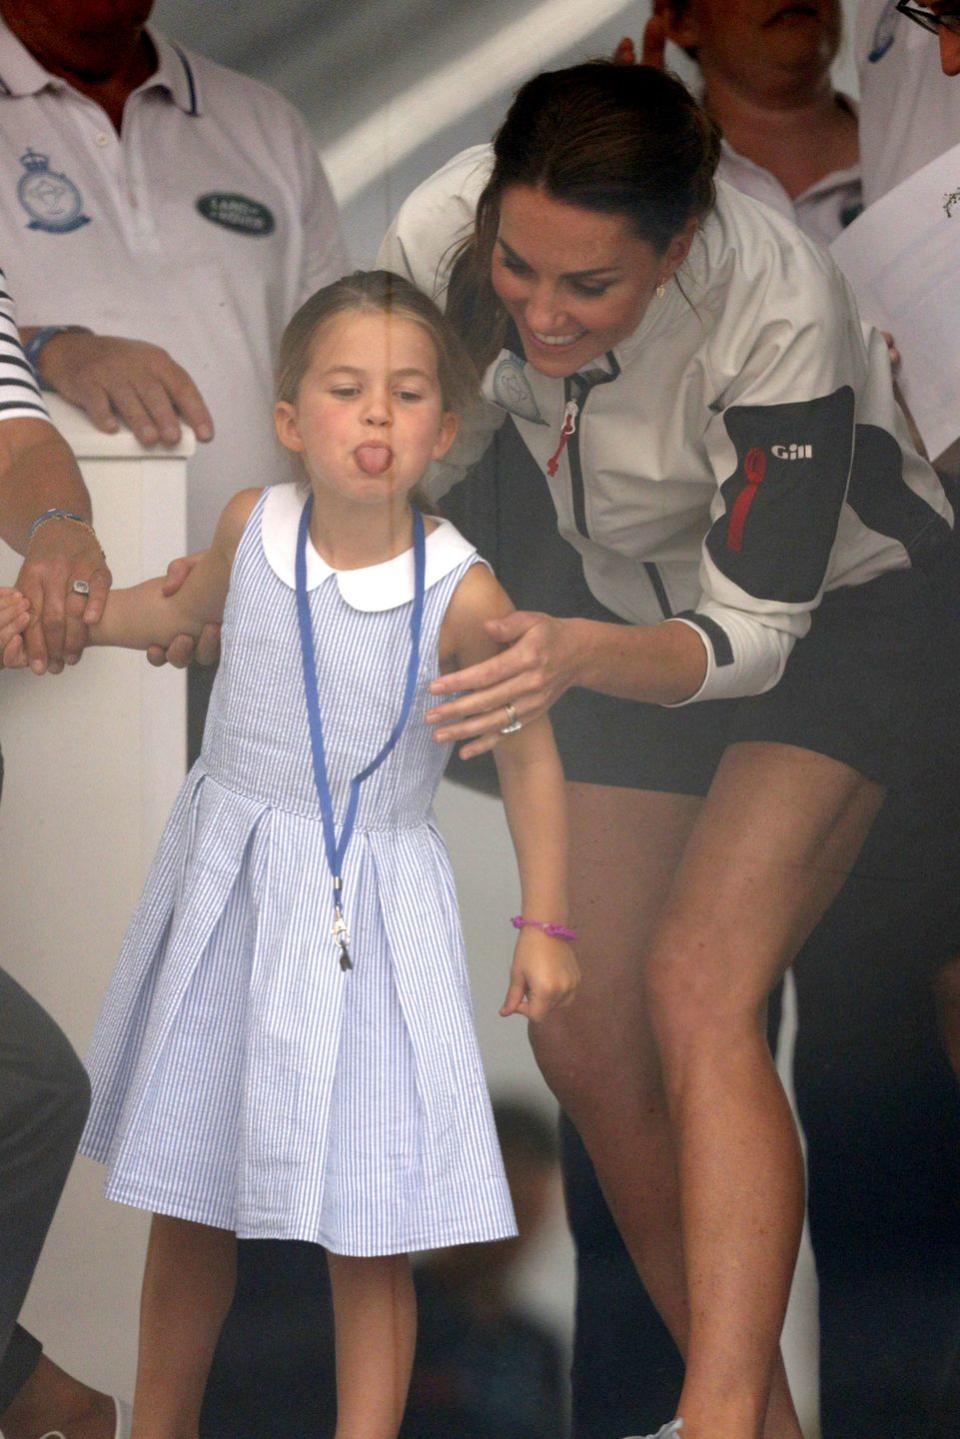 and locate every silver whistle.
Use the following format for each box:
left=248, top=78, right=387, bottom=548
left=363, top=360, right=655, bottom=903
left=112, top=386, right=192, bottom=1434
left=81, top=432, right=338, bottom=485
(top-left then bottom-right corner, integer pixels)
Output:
left=332, top=906, right=353, bottom=971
